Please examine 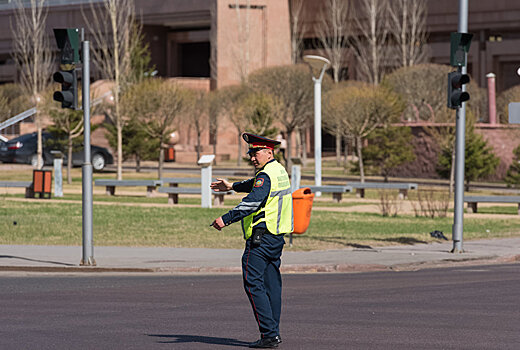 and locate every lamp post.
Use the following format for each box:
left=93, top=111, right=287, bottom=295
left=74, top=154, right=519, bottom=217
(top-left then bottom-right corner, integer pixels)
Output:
left=303, top=55, right=330, bottom=194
